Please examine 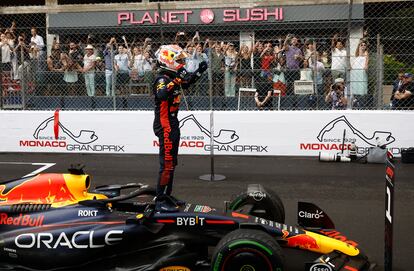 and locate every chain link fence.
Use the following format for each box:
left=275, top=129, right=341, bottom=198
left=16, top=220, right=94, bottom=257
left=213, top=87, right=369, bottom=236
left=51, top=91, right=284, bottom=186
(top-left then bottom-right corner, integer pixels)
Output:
left=0, top=1, right=413, bottom=111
